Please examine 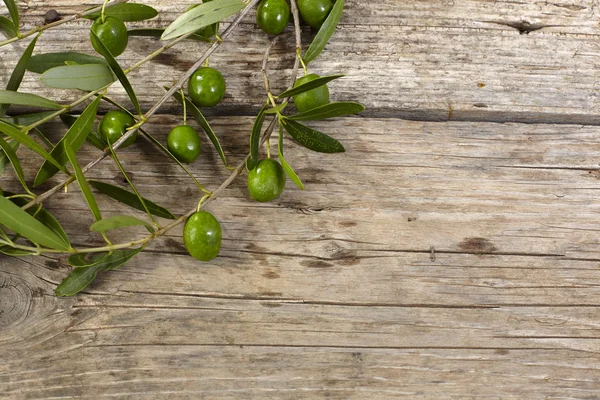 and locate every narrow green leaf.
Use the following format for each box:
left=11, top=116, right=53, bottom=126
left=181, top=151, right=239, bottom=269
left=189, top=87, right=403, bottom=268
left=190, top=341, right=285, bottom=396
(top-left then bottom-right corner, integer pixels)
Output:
left=55, top=263, right=105, bottom=296
left=90, top=215, right=154, bottom=233
left=278, top=124, right=304, bottom=189
left=1, top=111, right=56, bottom=127
left=91, top=30, right=141, bottom=115
left=0, top=135, right=31, bottom=194
left=250, top=104, right=268, bottom=169
left=0, top=245, right=36, bottom=256
left=60, top=113, right=106, bottom=151
left=8, top=193, right=71, bottom=249
left=32, top=128, right=54, bottom=150
left=0, top=35, right=39, bottom=117
left=89, top=180, right=176, bottom=220
left=128, top=28, right=211, bottom=42
left=265, top=102, right=287, bottom=115
left=0, top=90, right=62, bottom=109
left=304, top=0, right=345, bottom=64
left=0, top=195, right=70, bottom=250
left=85, top=3, right=158, bottom=22
left=0, top=139, right=18, bottom=176
left=161, top=0, right=245, bottom=40
left=68, top=247, right=142, bottom=270
left=41, top=64, right=116, bottom=91
left=289, top=102, right=364, bottom=121
left=172, top=90, right=228, bottom=168
left=3, top=0, right=19, bottom=32
left=277, top=75, right=344, bottom=99
left=34, top=95, right=102, bottom=186
left=0, top=120, right=67, bottom=172
left=27, top=52, right=107, bottom=74
left=55, top=247, right=142, bottom=296
left=64, top=143, right=102, bottom=221
left=0, top=16, right=16, bottom=38
left=281, top=118, right=345, bottom=153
